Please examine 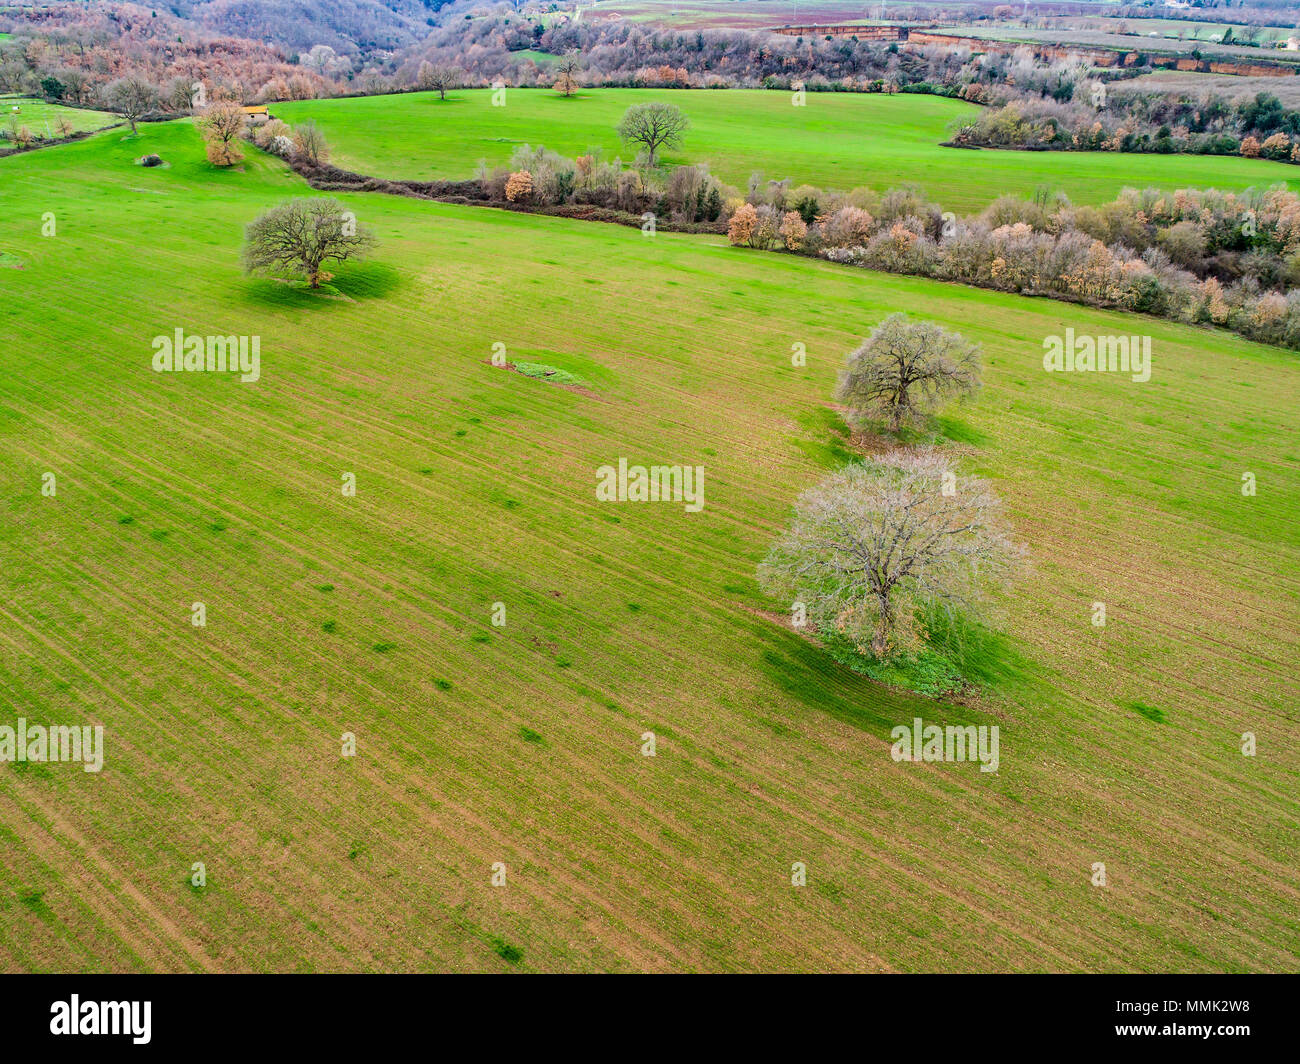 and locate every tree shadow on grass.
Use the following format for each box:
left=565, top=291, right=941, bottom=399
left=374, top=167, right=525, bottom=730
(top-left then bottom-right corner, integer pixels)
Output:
left=753, top=610, right=1035, bottom=739
left=932, top=414, right=988, bottom=447
left=331, top=261, right=402, bottom=300
left=921, top=606, right=1034, bottom=693
left=793, top=406, right=858, bottom=469
left=754, top=622, right=936, bottom=736
left=238, top=261, right=402, bottom=308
